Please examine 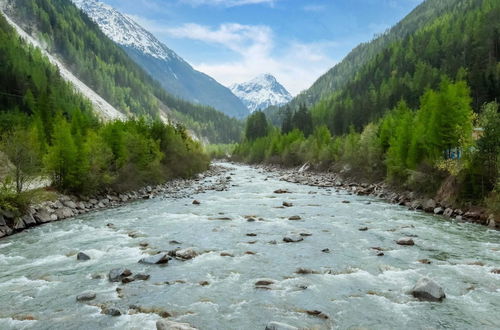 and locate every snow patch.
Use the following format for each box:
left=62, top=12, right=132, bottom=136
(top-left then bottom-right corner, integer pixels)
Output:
left=230, top=73, right=292, bottom=112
